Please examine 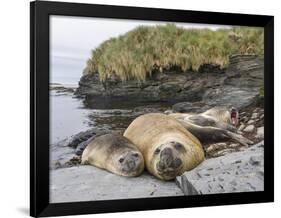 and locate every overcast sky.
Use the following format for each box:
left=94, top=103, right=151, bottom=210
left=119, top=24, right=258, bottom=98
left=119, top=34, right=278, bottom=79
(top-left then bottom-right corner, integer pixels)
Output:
left=50, top=15, right=231, bottom=84
left=50, top=15, right=231, bottom=60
